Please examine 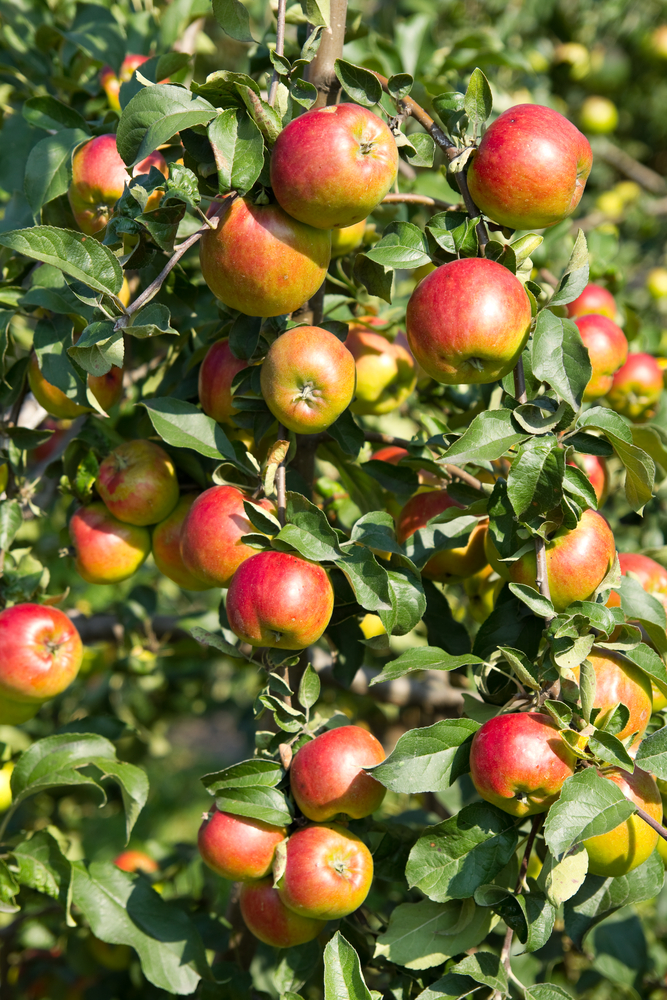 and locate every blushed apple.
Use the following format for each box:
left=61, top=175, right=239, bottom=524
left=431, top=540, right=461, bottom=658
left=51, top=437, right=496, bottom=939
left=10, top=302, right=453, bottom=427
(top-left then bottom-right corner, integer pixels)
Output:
left=575, top=313, right=628, bottom=400
left=607, top=353, right=664, bottom=421
left=583, top=766, right=661, bottom=876
left=331, top=219, right=366, bottom=257
left=152, top=495, right=213, bottom=591
left=198, top=339, right=249, bottom=425
left=566, top=282, right=617, bottom=320
left=70, top=502, right=151, bottom=584
left=570, top=648, right=653, bottom=741
left=345, top=326, right=417, bottom=415
left=96, top=439, right=179, bottom=527
left=239, top=877, right=325, bottom=947
left=198, top=808, right=286, bottom=881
